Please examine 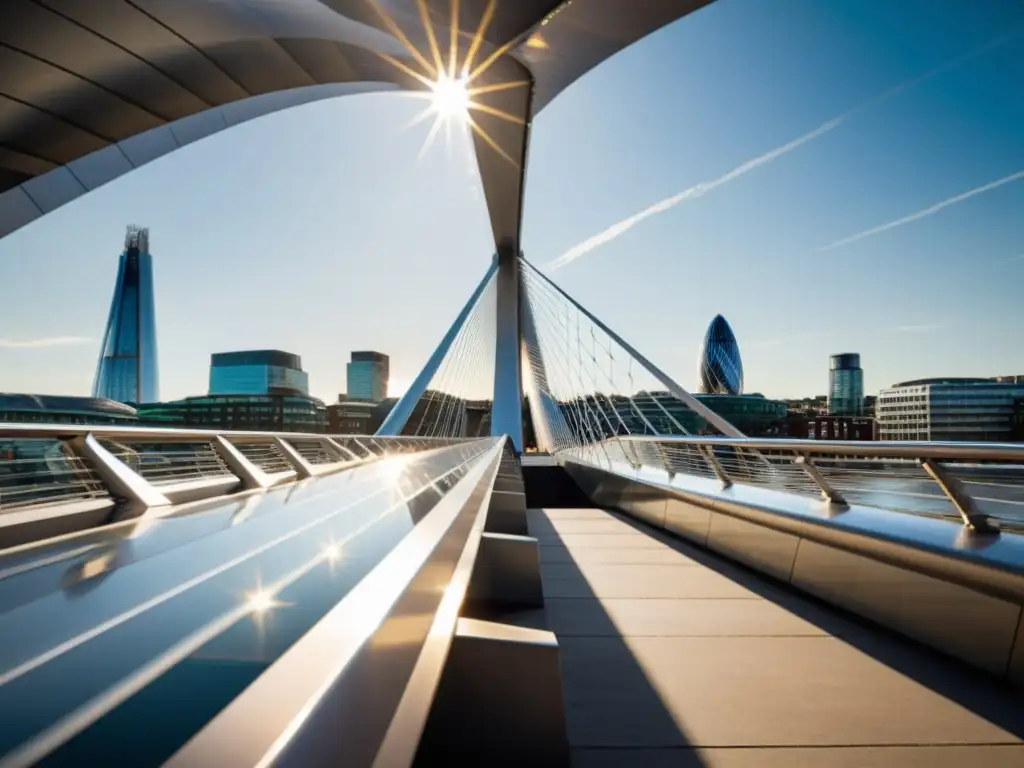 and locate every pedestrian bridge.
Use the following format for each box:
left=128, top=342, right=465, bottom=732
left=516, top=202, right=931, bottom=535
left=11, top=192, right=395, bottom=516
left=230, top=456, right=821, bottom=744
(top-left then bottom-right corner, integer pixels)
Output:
left=1, top=426, right=1022, bottom=766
